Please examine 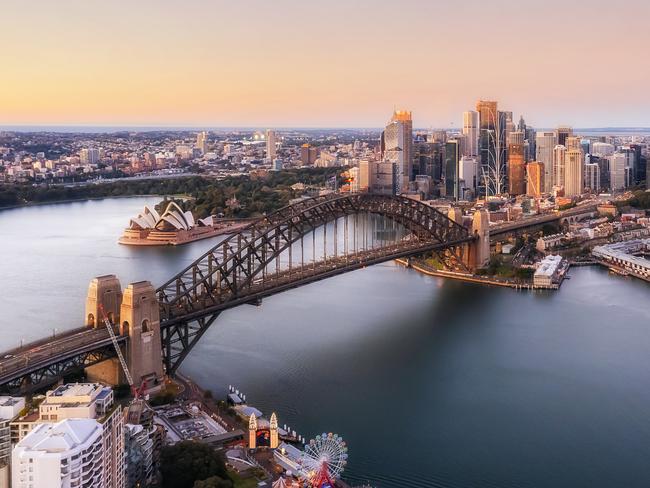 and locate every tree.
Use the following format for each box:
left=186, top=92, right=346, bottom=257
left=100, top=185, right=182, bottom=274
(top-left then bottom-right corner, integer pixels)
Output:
left=194, top=476, right=233, bottom=488
left=160, top=441, right=229, bottom=488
